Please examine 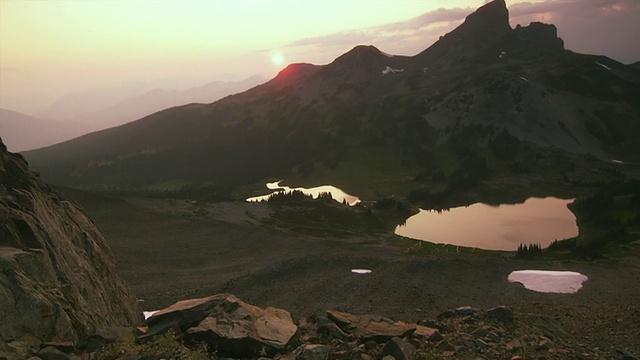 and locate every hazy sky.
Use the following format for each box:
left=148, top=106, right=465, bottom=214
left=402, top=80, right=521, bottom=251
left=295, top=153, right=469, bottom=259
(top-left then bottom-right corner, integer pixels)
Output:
left=1, top=0, right=639, bottom=116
